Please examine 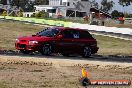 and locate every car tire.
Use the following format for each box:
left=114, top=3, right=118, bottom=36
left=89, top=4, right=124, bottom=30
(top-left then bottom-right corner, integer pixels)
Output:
left=40, top=44, right=52, bottom=56
left=82, top=46, right=91, bottom=58
left=61, top=53, right=69, bottom=57
left=20, top=50, right=30, bottom=54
